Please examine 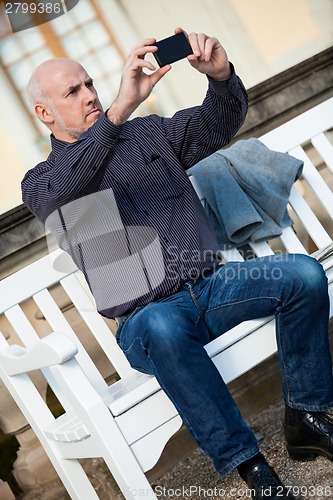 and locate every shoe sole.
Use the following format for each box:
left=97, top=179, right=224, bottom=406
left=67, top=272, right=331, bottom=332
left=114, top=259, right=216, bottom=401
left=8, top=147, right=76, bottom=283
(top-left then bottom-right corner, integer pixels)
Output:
left=287, top=445, right=333, bottom=461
